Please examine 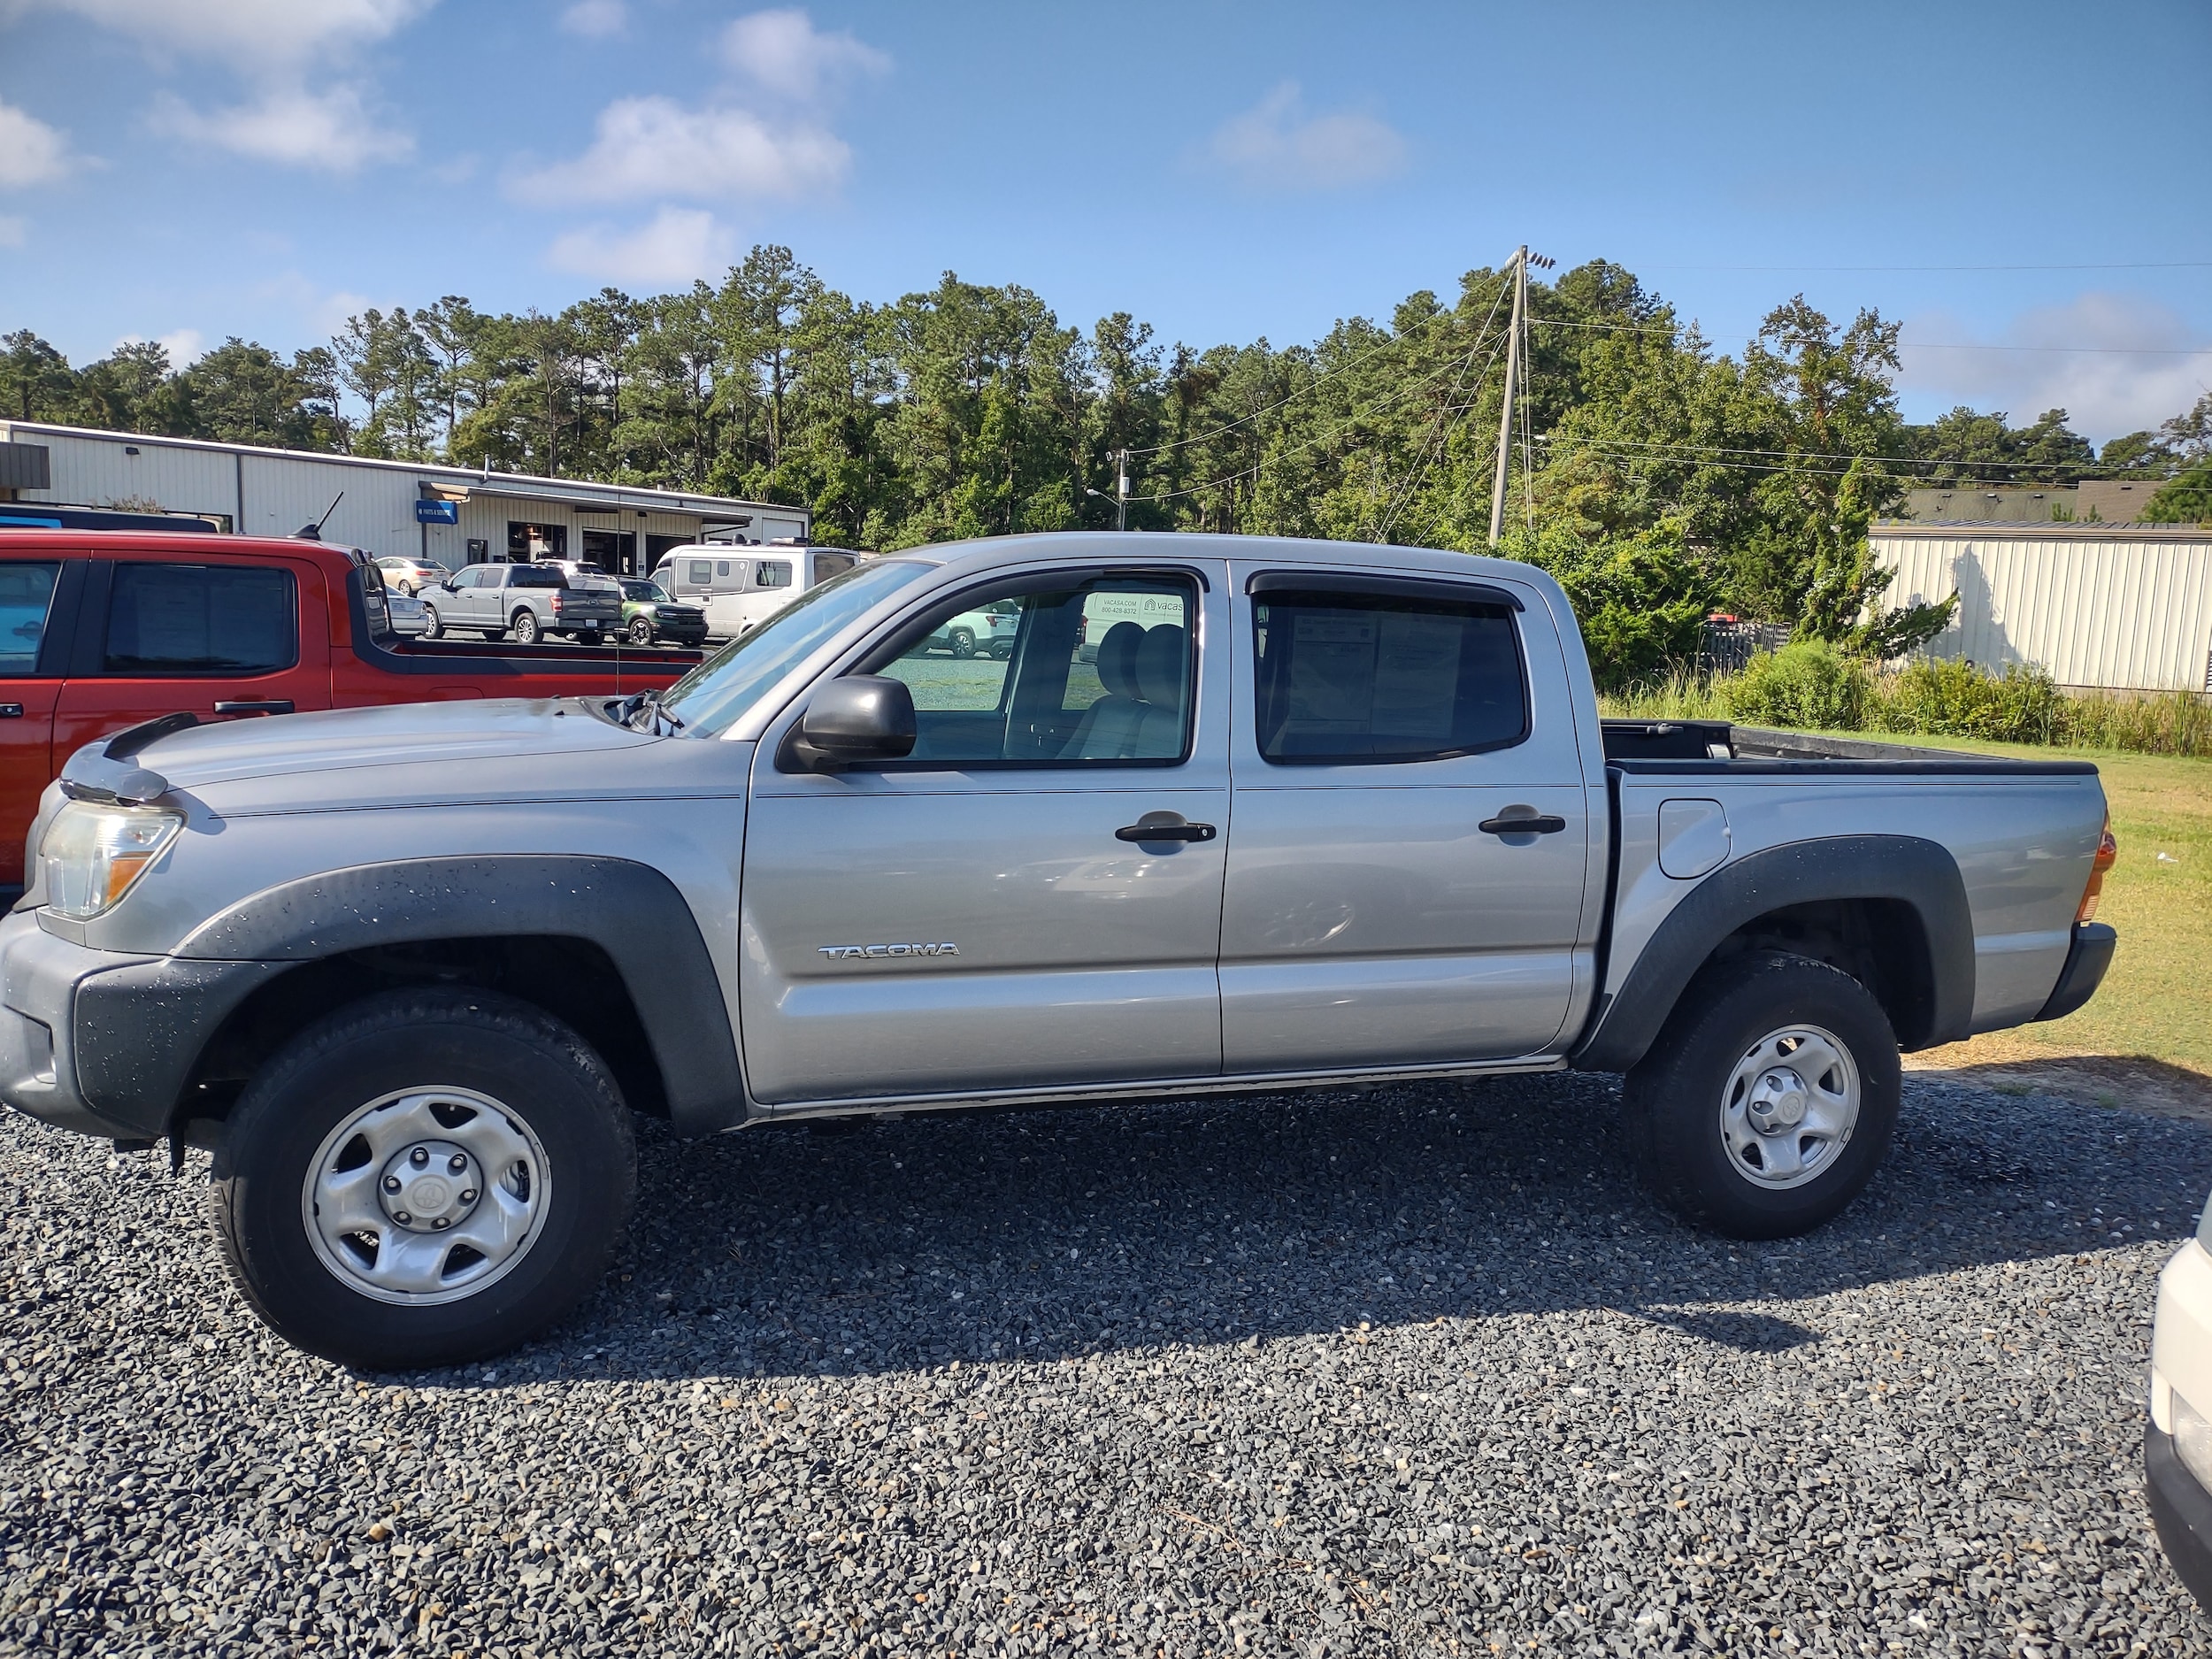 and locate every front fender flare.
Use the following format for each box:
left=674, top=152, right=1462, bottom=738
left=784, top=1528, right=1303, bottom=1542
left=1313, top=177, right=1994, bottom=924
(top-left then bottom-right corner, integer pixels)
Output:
left=170, top=855, right=748, bottom=1136
left=1571, top=834, right=1974, bottom=1074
